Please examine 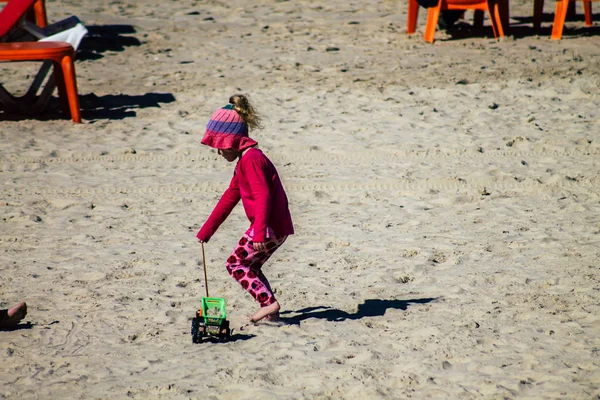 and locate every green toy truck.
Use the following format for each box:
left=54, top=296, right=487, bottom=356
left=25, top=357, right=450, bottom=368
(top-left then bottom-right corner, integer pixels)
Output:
left=191, top=297, right=231, bottom=343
